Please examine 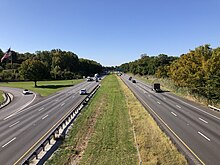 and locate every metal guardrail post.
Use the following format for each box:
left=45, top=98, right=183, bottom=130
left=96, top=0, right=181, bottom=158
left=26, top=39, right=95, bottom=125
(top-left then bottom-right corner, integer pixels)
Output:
left=208, top=105, right=220, bottom=112
left=19, top=83, right=101, bottom=164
